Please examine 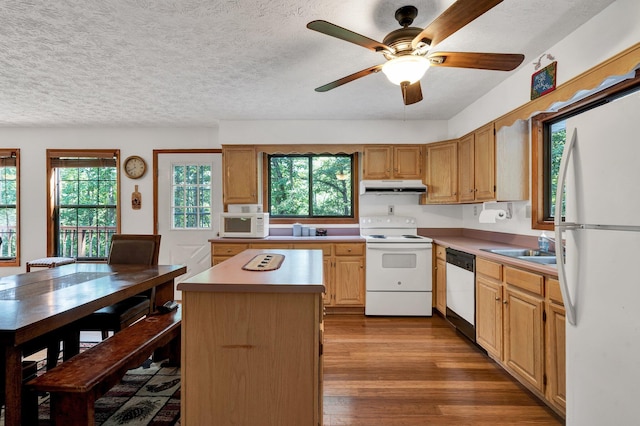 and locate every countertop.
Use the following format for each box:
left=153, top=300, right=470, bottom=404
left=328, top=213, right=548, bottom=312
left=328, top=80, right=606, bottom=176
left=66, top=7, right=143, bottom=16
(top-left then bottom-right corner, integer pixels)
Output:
left=426, top=234, right=559, bottom=277
left=178, top=249, right=325, bottom=293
